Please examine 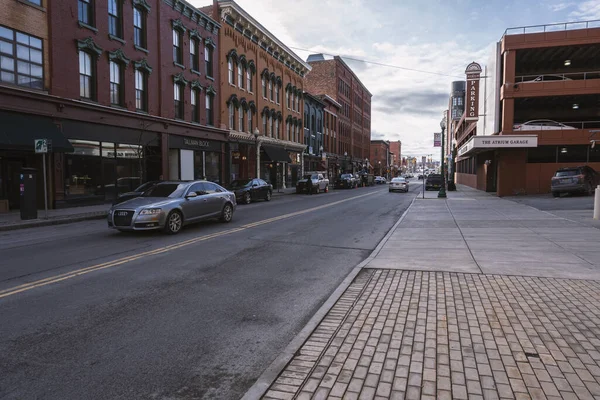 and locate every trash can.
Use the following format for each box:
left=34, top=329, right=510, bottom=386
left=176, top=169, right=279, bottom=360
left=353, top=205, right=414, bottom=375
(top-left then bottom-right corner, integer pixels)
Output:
left=20, top=168, right=37, bottom=220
